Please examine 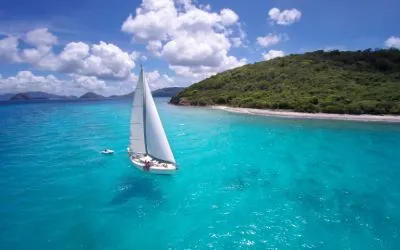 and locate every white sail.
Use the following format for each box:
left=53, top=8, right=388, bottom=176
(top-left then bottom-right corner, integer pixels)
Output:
left=129, top=69, right=146, bottom=153
left=142, top=70, right=176, bottom=164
